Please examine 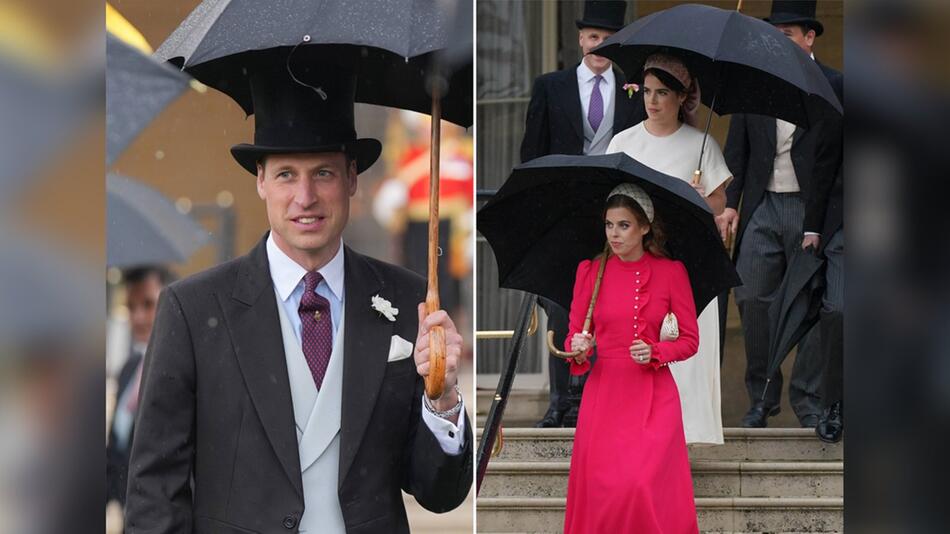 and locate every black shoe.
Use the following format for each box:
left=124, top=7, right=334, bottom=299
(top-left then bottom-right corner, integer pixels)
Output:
left=535, top=408, right=565, bottom=428
left=799, top=413, right=820, bottom=428
left=815, top=402, right=843, bottom=443
left=740, top=401, right=781, bottom=428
